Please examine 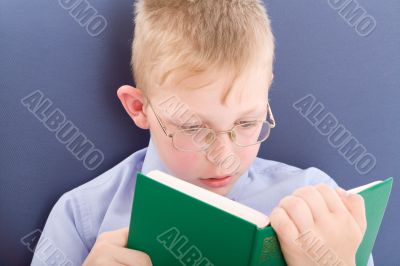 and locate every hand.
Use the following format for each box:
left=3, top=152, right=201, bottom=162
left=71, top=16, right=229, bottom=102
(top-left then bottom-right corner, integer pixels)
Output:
left=270, top=184, right=366, bottom=266
left=83, top=227, right=152, bottom=266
